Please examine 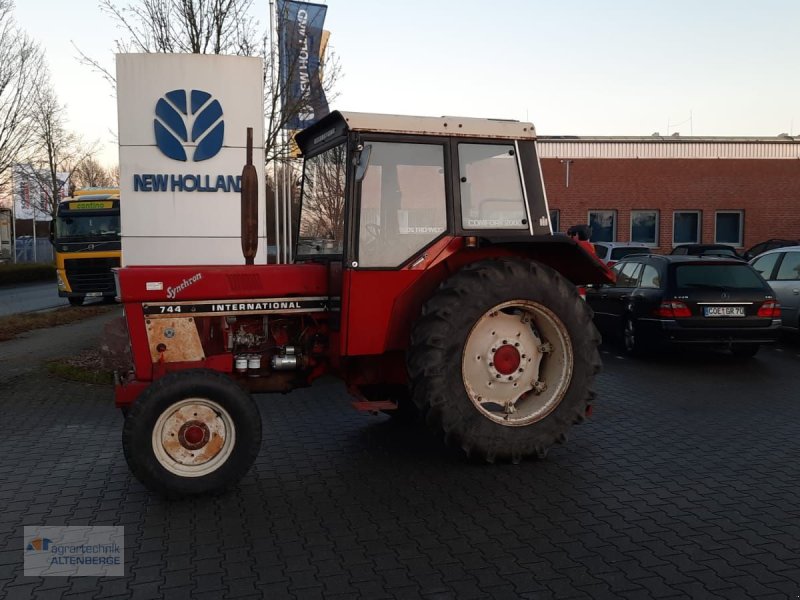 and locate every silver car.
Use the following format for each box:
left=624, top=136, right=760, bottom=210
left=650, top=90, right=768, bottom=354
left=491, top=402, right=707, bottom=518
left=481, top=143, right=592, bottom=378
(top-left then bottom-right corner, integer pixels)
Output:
left=592, top=242, right=652, bottom=267
left=750, top=246, right=800, bottom=331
